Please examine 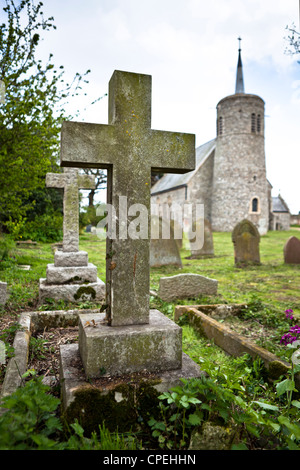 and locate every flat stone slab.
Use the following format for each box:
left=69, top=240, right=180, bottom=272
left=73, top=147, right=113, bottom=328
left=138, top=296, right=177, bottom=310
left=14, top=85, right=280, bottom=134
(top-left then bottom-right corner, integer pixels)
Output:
left=46, top=263, right=98, bottom=285
left=78, top=309, right=182, bottom=377
left=54, top=250, right=89, bottom=267
left=38, top=278, right=105, bottom=304
left=158, top=273, right=218, bottom=302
